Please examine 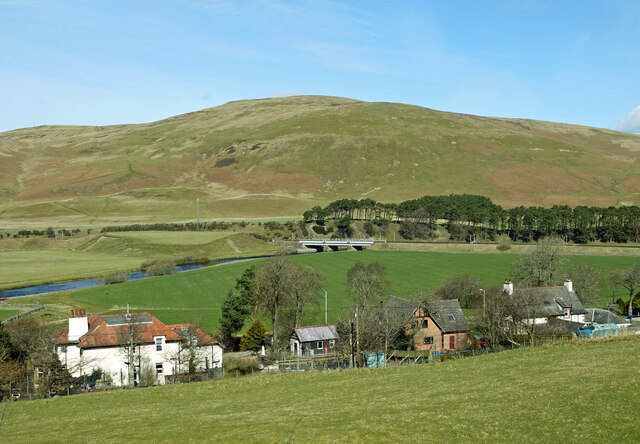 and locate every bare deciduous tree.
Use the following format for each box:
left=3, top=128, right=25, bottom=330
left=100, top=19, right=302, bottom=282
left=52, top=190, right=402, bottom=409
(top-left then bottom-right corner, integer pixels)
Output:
left=347, top=262, right=390, bottom=310
left=116, top=314, right=146, bottom=387
left=511, top=237, right=565, bottom=286
left=609, top=264, right=640, bottom=316
left=568, top=263, right=602, bottom=305
left=255, top=255, right=294, bottom=349
left=255, top=255, right=324, bottom=349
